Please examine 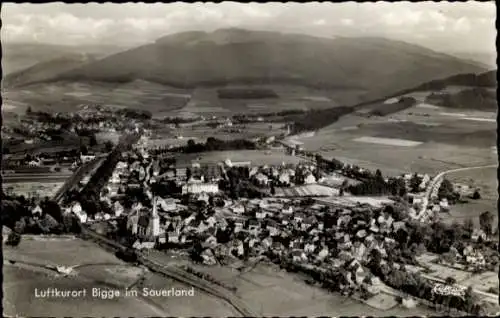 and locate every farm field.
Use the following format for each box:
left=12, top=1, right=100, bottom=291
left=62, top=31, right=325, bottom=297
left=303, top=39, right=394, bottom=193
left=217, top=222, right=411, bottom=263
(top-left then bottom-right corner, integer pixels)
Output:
left=3, top=181, right=63, bottom=198
left=176, top=149, right=304, bottom=166
left=295, top=101, right=497, bottom=176
left=439, top=166, right=498, bottom=229
left=4, top=81, right=358, bottom=116
left=3, top=238, right=236, bottom=317
left=157, top=122, right=288, bottom=143
left=275, top=184, right=340, bottom=197
left=189, top=262, right=438, bottom=316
